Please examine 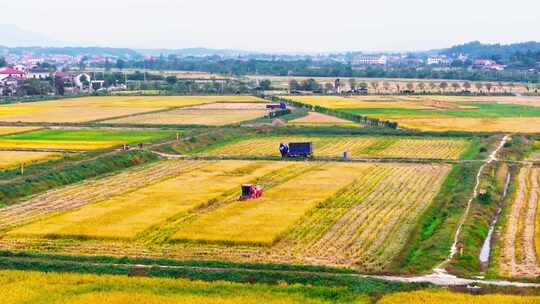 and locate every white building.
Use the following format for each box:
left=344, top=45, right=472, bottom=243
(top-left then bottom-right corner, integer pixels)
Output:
left=28, top=68, right=50, bottom=80
left=353, top=55, right=387, bottom=66
left=427, top=56, right=452, bottom=65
